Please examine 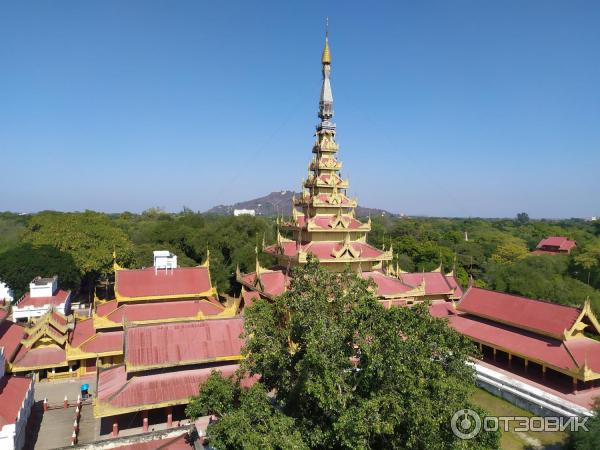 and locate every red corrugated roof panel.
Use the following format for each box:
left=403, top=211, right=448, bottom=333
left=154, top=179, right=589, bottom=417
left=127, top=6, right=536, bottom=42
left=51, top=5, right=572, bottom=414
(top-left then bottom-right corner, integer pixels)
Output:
left=97, top=363, right=257, bottom=411
left=458, top=287, right=581, bottom=337
left=361, top=271, right=414, bottom=296
left=104, top=300, right=224, bottom=324
left=12, top=345, right=67, bottom=369
left=0, top=376, right=32, bottom=427
left=116, top=267, right=212, bottom=299
left=399, top=272, right=454, bottom=295
left=0, top=321, right=25, bottom=362
left=80, top=331, right=123, bottom=354
left=125, top=318, right=244, bottom=369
